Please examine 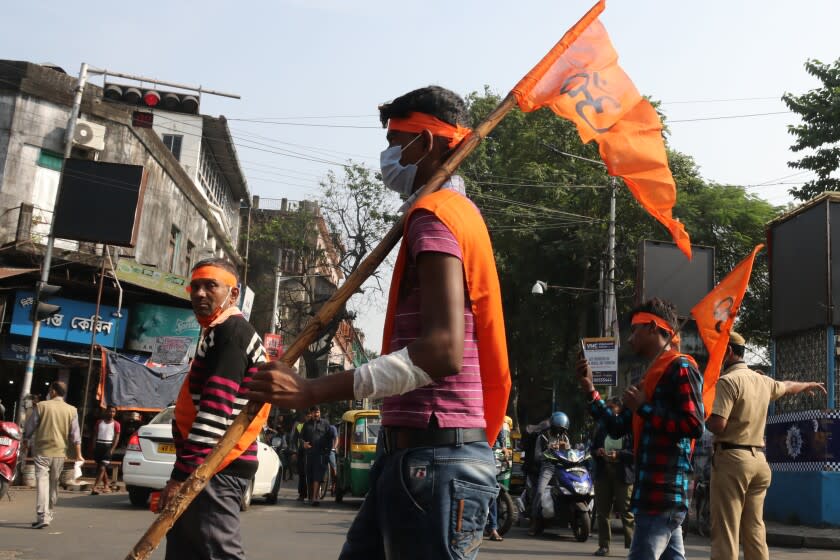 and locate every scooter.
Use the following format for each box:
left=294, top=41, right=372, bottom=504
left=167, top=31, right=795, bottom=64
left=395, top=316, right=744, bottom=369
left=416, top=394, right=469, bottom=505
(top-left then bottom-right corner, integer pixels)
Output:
left=520, top=447, right=595, bottom=542
left=0, top=421, right=23, bottom=500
